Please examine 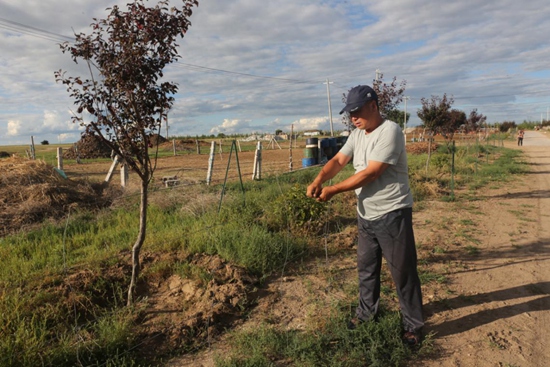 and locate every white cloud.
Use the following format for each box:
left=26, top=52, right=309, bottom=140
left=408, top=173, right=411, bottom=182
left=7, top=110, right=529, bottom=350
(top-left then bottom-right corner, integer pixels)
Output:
left=57, top=133, right=78, bottom=143
left=7, top=120, right=21, bottom=136
left=210, top=119, right=252, bottom=134
left=43, top=110, right=68, bottom=131
left=291, top=117, right=331, bottom=132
